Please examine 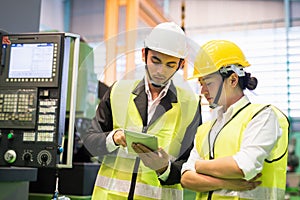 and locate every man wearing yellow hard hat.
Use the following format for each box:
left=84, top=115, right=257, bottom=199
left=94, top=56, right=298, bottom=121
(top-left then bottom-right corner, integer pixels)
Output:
left=181, top=40, right=289, bottom=199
